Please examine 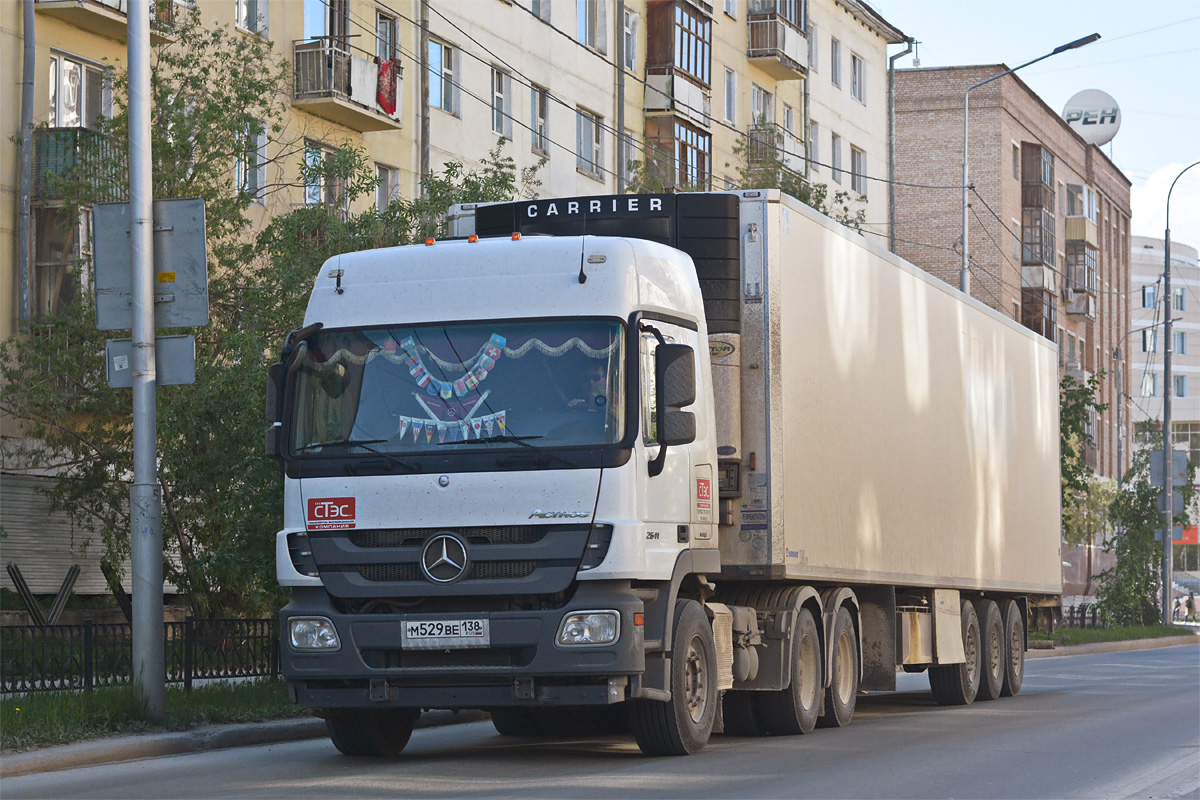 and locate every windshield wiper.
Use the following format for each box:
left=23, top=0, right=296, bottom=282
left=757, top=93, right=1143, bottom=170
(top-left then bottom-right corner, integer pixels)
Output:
left=437, top=434, right=543, bottom=448
left=294, top=439, right=418, bottom=473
